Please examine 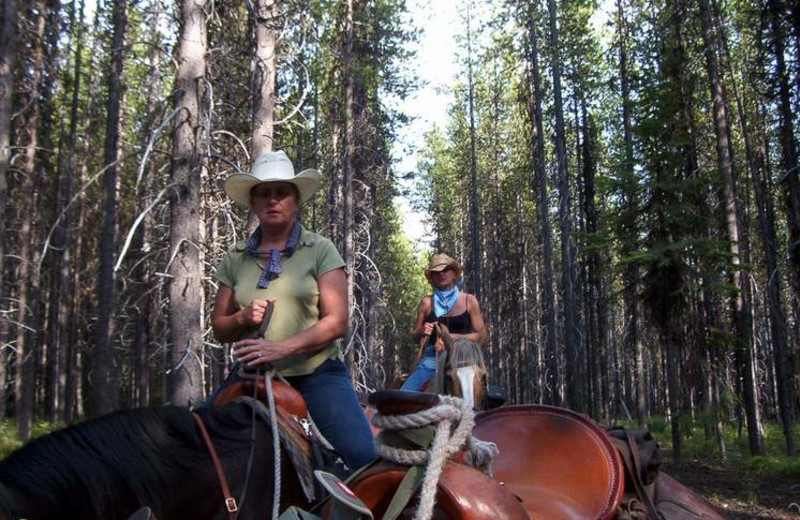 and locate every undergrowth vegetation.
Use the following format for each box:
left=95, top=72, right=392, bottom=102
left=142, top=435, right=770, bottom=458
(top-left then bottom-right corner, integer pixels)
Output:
left=0, top=420, right=58, bottom=459
left=645, top=415, right=800, bottom=479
